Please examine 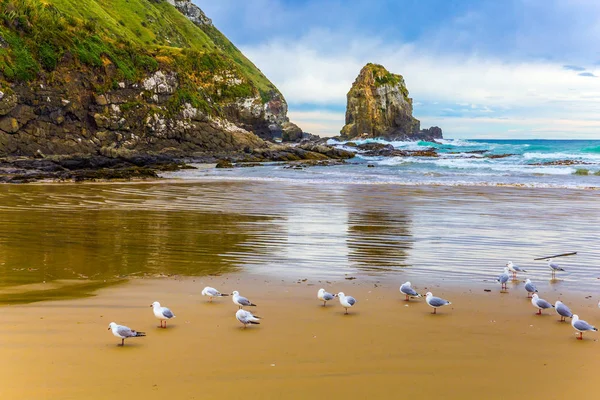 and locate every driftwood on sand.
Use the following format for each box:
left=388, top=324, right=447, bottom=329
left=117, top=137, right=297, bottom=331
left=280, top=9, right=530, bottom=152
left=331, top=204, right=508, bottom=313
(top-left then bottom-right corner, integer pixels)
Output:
left=534, top=252, right=577, bottom=261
